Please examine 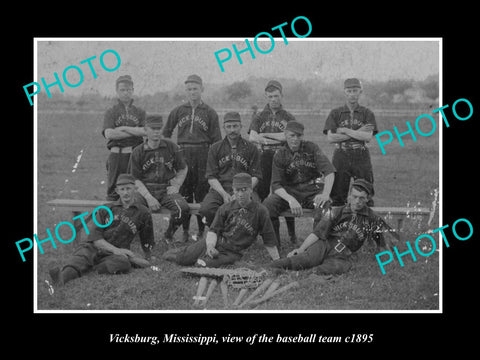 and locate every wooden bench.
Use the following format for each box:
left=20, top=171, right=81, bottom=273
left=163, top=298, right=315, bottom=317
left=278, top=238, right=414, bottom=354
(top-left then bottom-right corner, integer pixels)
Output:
left=46, top=198, right=433, bottom=245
